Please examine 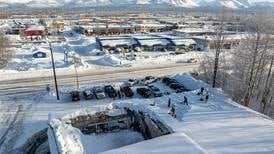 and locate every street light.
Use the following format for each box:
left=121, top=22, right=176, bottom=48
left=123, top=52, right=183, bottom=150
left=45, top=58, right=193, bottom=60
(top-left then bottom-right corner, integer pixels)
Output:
left=49, top=42, right=60, bottom=100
